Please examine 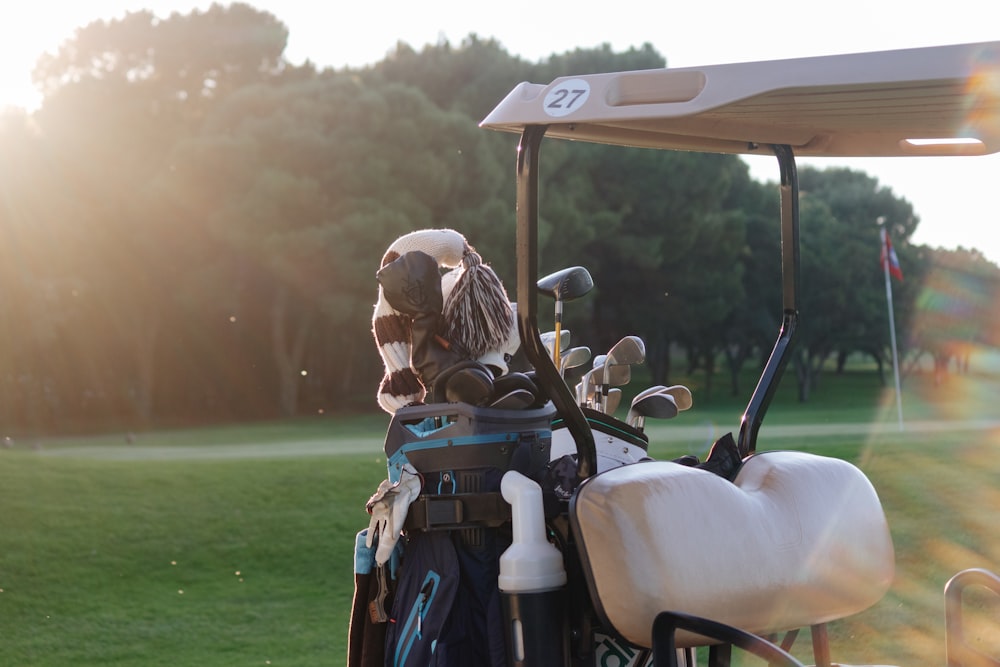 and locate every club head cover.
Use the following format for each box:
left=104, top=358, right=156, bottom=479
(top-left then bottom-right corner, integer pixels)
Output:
left=491, top=372, right=540, bottom=404
left=696, top=432, right=743, bottom=481
left=376, top=250, right=444, bottom=316
left=434, top=360, right=494, bottom=406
